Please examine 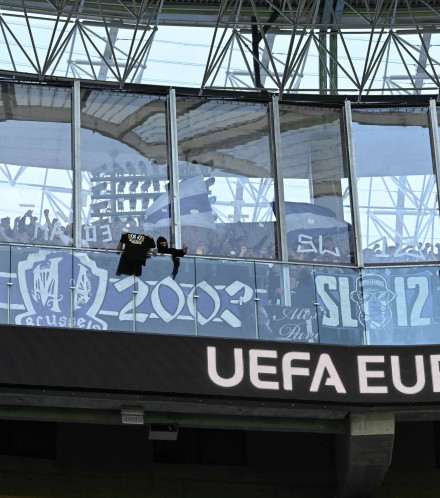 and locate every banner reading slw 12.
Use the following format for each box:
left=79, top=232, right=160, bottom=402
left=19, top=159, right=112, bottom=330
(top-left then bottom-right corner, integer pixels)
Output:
left=0, top=325, right=440, bottom=405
